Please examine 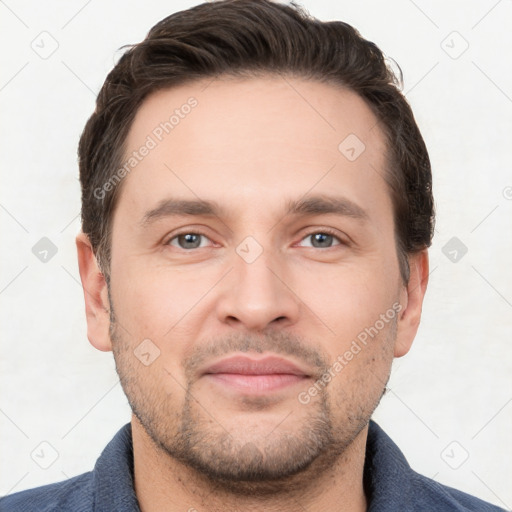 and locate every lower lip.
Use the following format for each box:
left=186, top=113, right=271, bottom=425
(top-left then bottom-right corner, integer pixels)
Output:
left=205, top=373, right=308, bottom=393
